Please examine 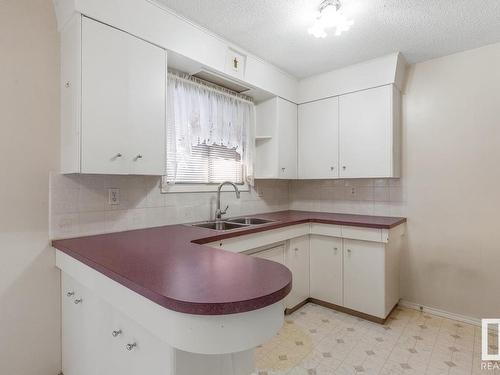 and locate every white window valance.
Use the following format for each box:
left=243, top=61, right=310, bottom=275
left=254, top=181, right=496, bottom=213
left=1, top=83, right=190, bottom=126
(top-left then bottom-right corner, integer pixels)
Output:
left=165, top=72, right=255, bottom=185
